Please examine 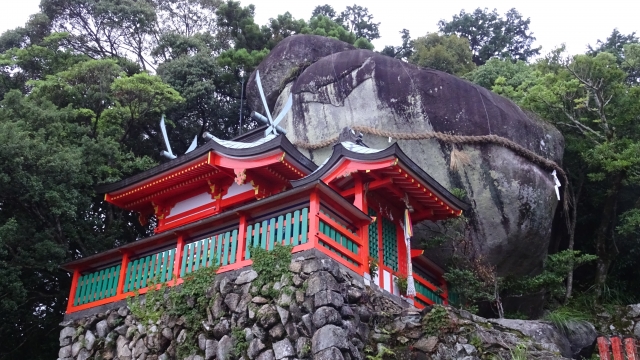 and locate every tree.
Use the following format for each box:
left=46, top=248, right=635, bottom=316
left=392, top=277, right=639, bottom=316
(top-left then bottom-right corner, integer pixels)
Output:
left=311, top=4, right=337, bottom=20
left=465, top=58, right=535, bottom=103
left=41, top=0, right=158, bottom=69
left=0, top=45, right=184, bottom=357
left=408, top=33, right=475, bottom=76
left=381, top=29, right=413, bottom=60
left=588, top=29, right=640, bottom=84
left=438, top=8, right=541, bottom=65
left=338, top=4, right=380, bottom=41
left=500, top=48, right=640, bottom=301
